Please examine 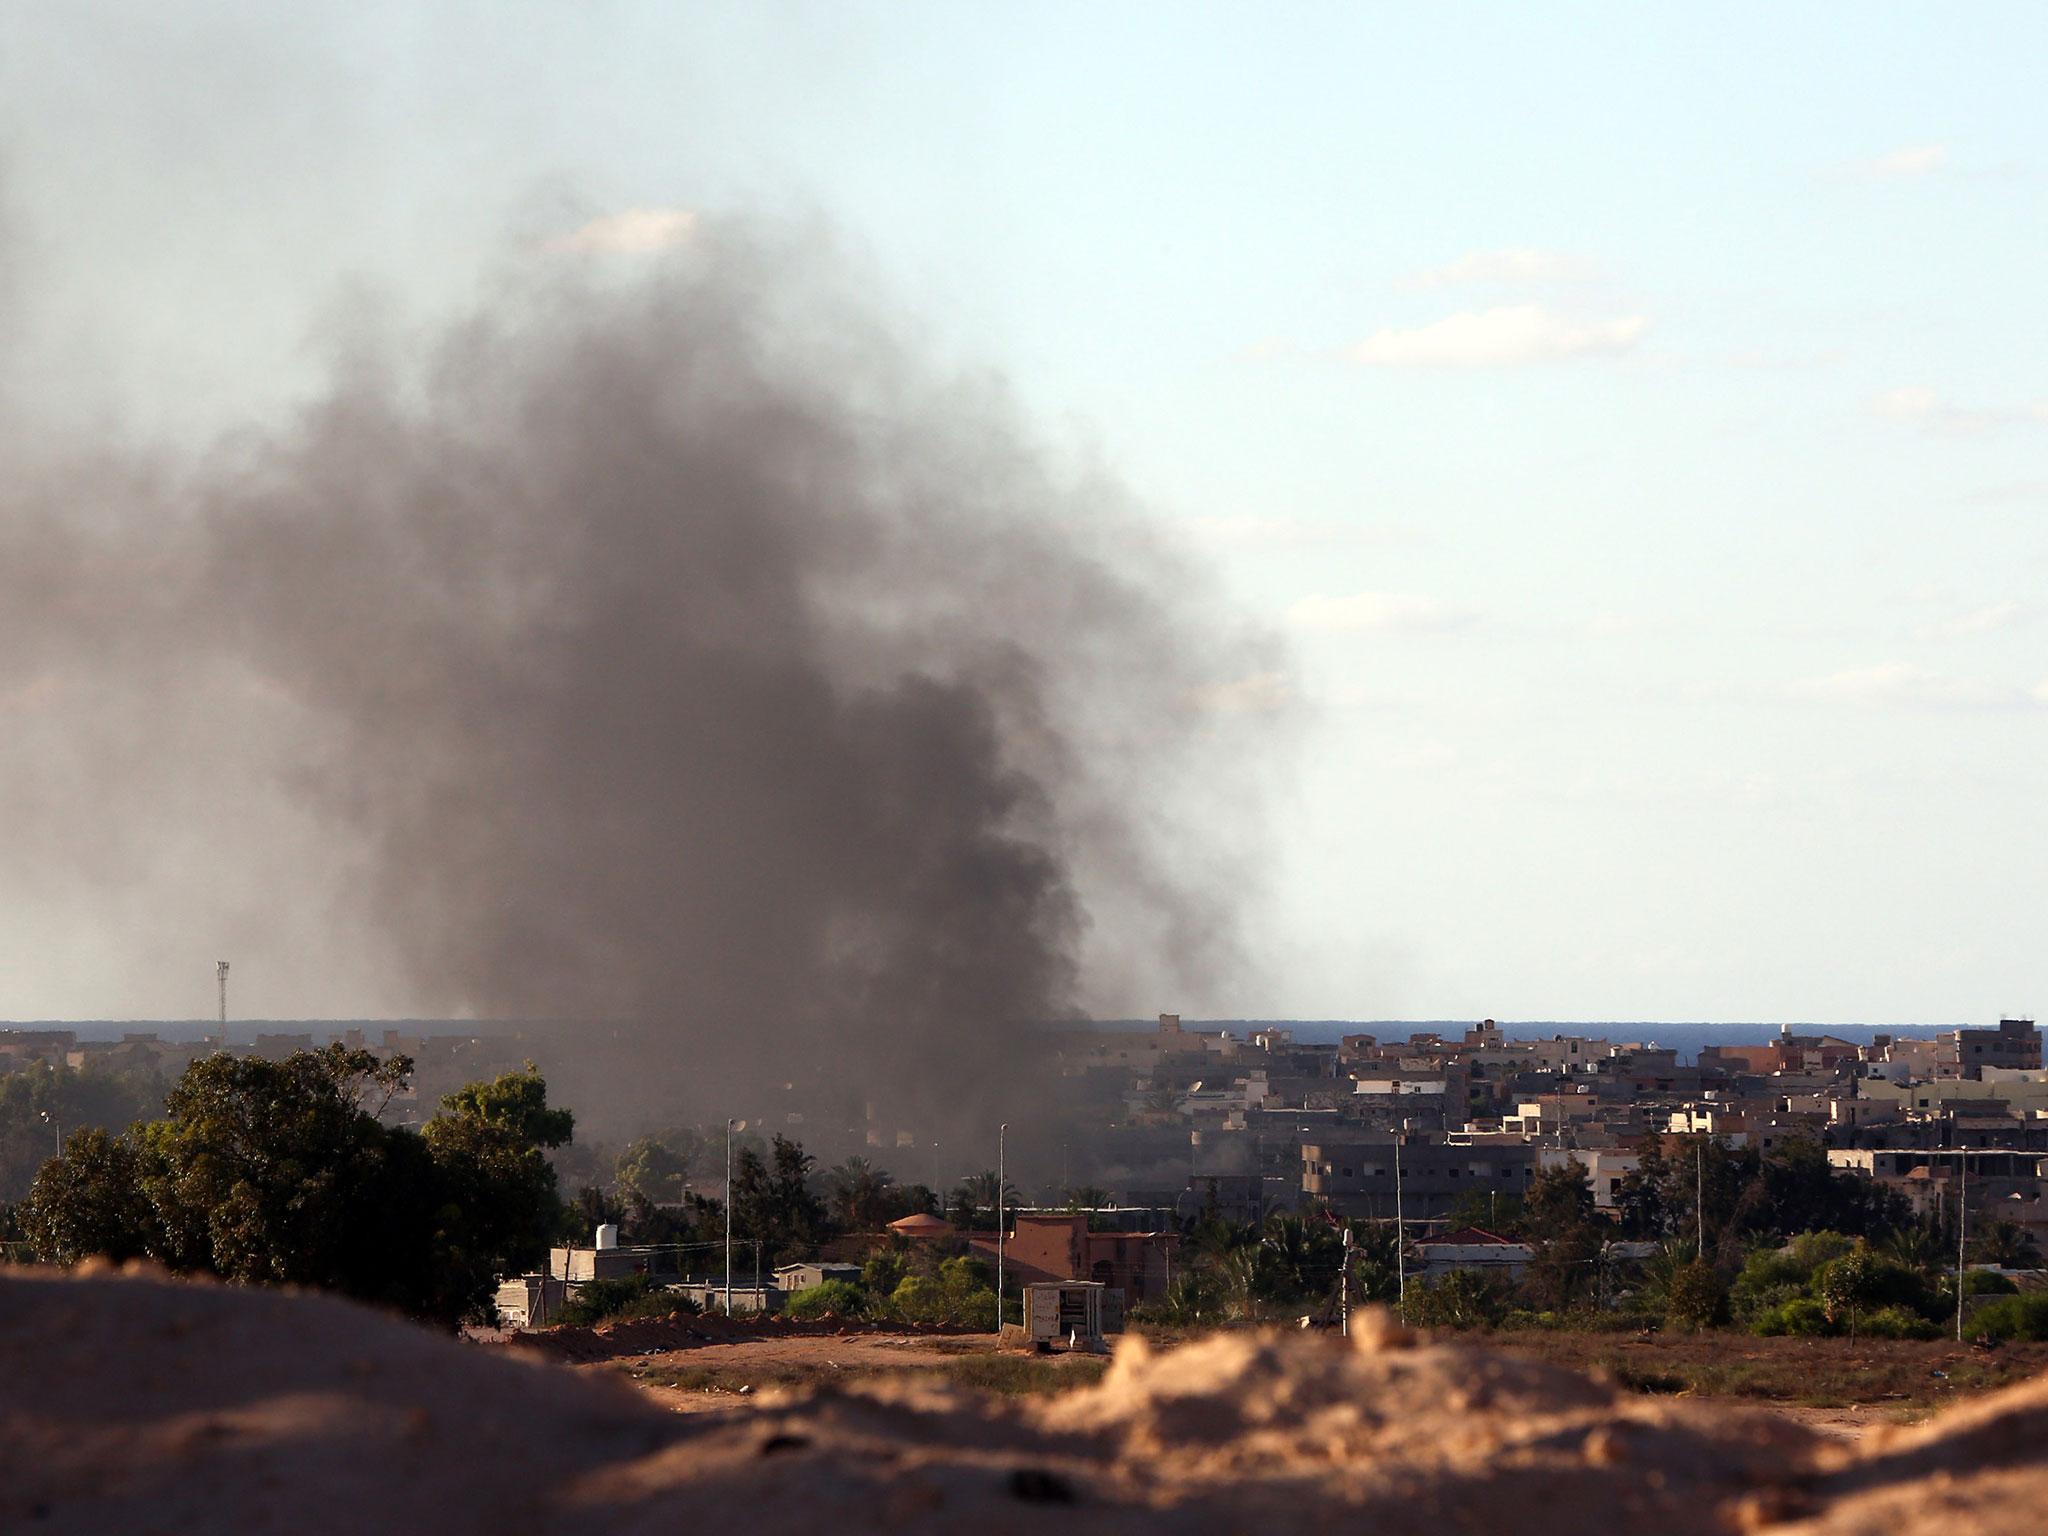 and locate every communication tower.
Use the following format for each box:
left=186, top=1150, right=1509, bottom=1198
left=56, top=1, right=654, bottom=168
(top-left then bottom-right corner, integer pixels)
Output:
left=217, top=960, right=230, bottom=1050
